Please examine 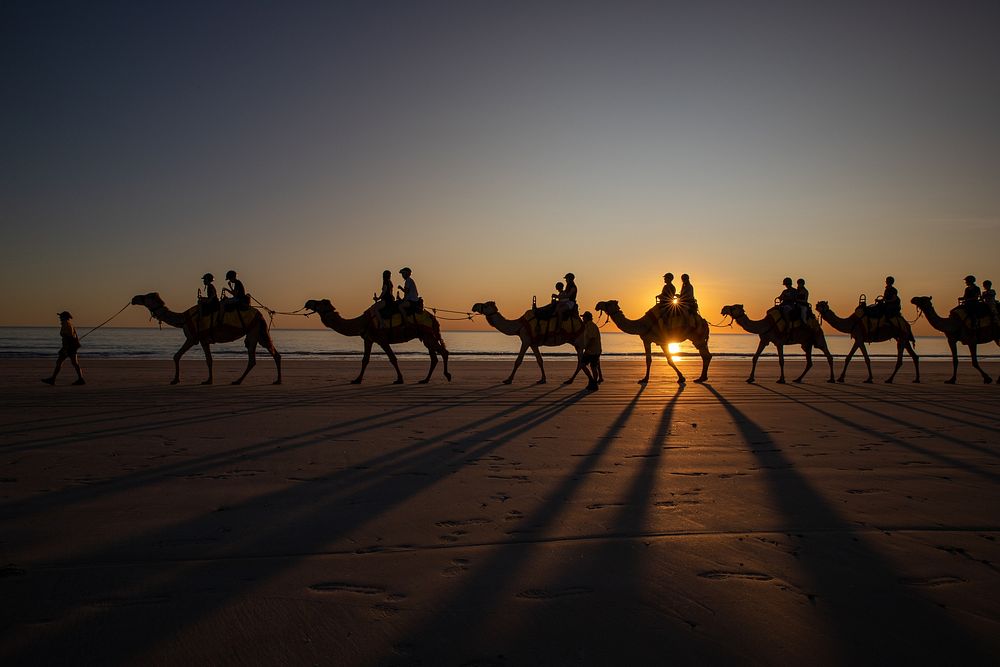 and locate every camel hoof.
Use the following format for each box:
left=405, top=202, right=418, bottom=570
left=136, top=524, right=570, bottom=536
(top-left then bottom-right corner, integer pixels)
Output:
left=637, top=378, right=649, bottom=385
left=502, top=379, right=513, bottom=385
left=536, top=378, right=547, bottom=385
left=418, top=379, right=430, bottom=384
left=170, top=379, right=180, bottom=385
left=202, top=380, right=213, bottom=385
left=944, top=379, right=956, bottom=385
left=912, top=379, right=920, bottom=384
left=863, top=379, right=874, bottom=384
left=350, top=378, right=363, bottom=385
left=562, top=379, right=573, bottom=385
left=884, top=379, right=894, bottom=384
left=273, top=380, right=282, bottom=385
left=985, top=377, right=994, bottom=385
left=445, top=373, right=452, bottom=382
left=746, top=378, right=755, bottom=384
left=826, top=378, right=836, bottom=384
left=693, top=377, right=706, bottom=383
left=393, top=379, right=404, bottom=385
left=793, top=378, right=803, bottom=384
left=231, top=380, right=242, bottom=386
left=677, top=377, right=687, bottom=385
left=836, top=377, right=845, bottom=383
left=776, top=378, right=786, bottom=384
